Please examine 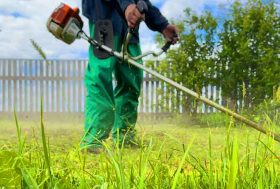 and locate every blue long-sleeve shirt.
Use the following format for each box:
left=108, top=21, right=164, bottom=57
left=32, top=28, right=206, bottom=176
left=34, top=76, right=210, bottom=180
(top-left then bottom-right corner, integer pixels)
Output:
left=82, top=0, right=169, bottom=42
